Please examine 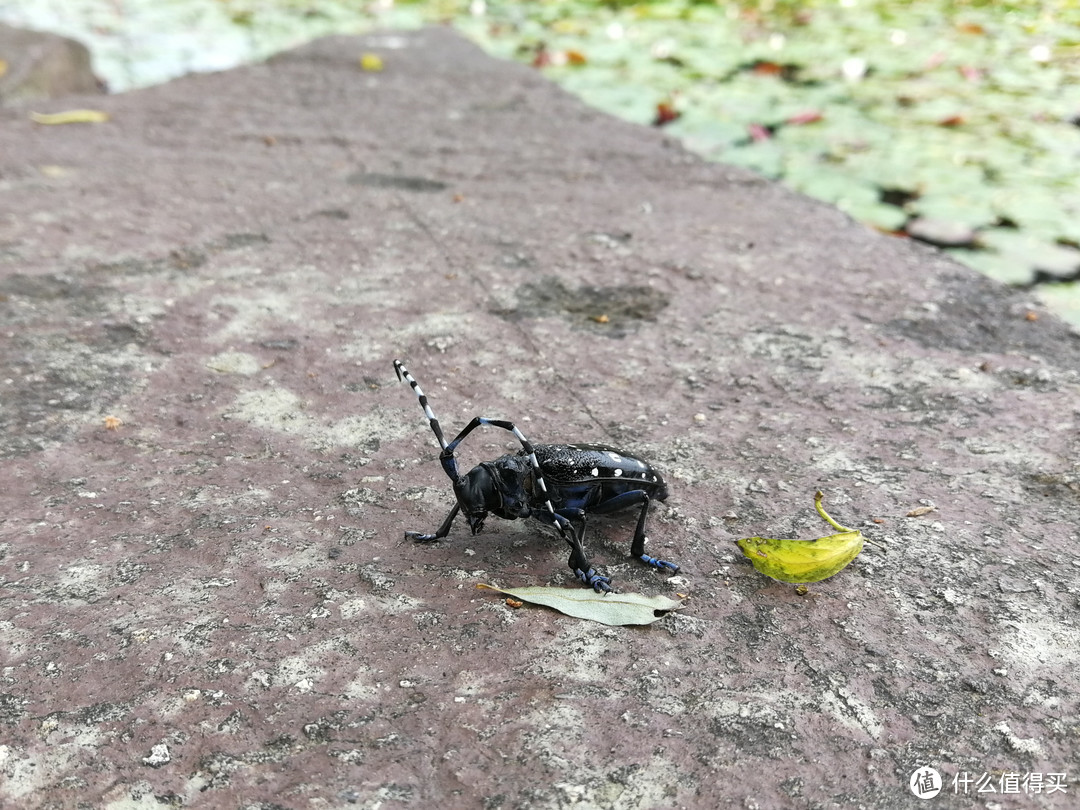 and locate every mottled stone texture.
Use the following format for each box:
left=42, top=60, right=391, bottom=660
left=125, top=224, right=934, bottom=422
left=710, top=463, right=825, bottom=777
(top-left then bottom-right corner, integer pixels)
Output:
left=0, top=23, right=104, bottom=103
left=1, top=27, right=1077, bottom=810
